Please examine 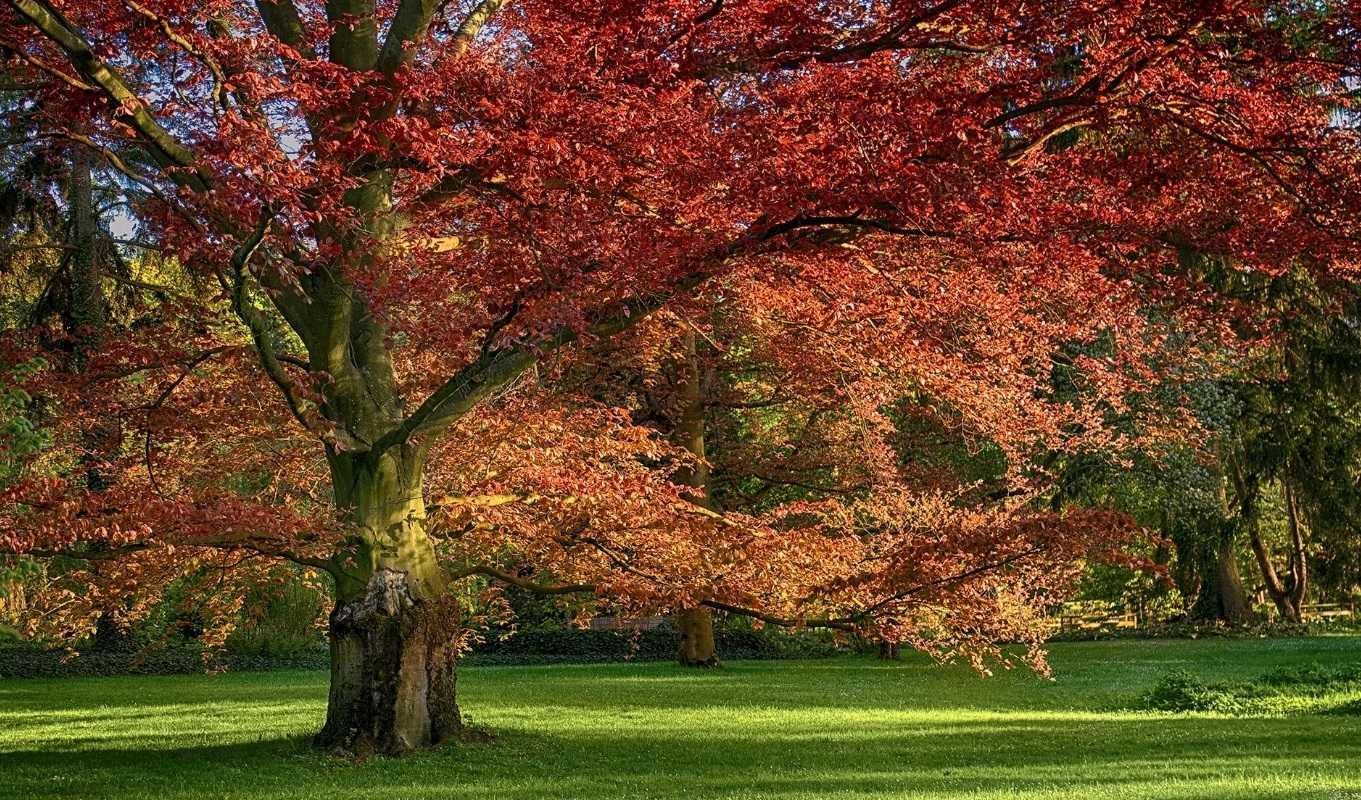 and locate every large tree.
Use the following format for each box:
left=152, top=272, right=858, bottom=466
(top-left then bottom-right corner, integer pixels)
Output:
left=1, top=0, right=1358, bottom=754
